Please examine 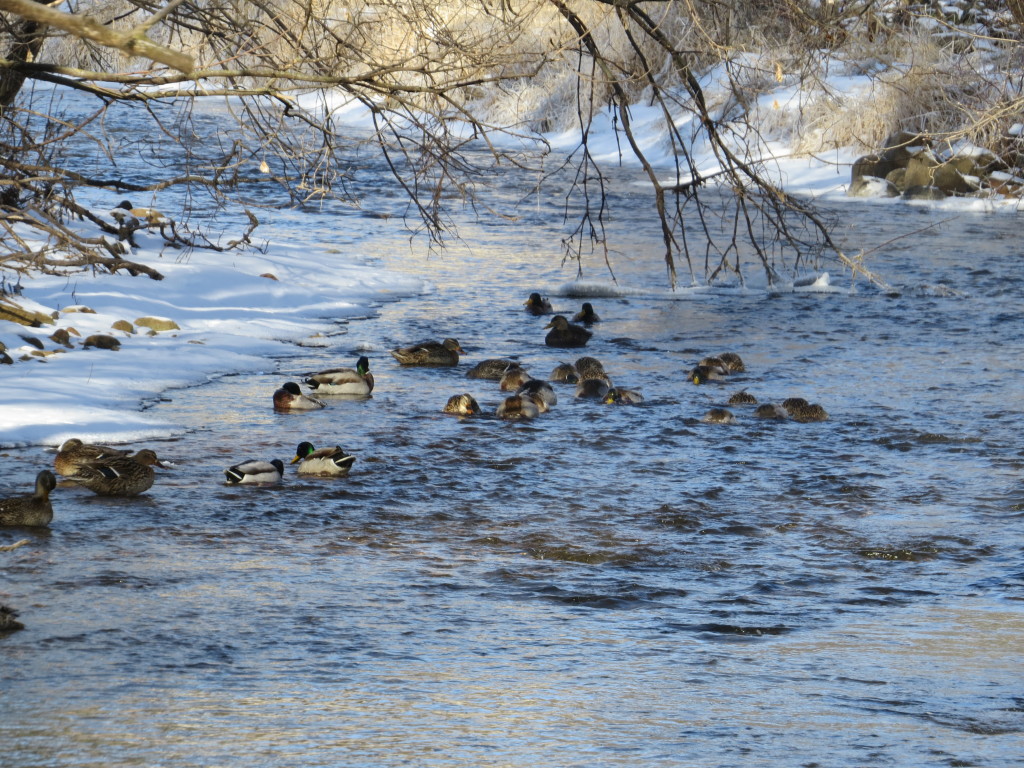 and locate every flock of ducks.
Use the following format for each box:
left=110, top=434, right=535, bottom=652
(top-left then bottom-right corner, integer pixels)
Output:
left=0, top=292, right=828, bottom=527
